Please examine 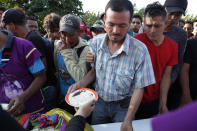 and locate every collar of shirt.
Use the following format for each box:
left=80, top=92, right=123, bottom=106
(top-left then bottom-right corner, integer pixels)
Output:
left=98, top=33, right=130, bottom=56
